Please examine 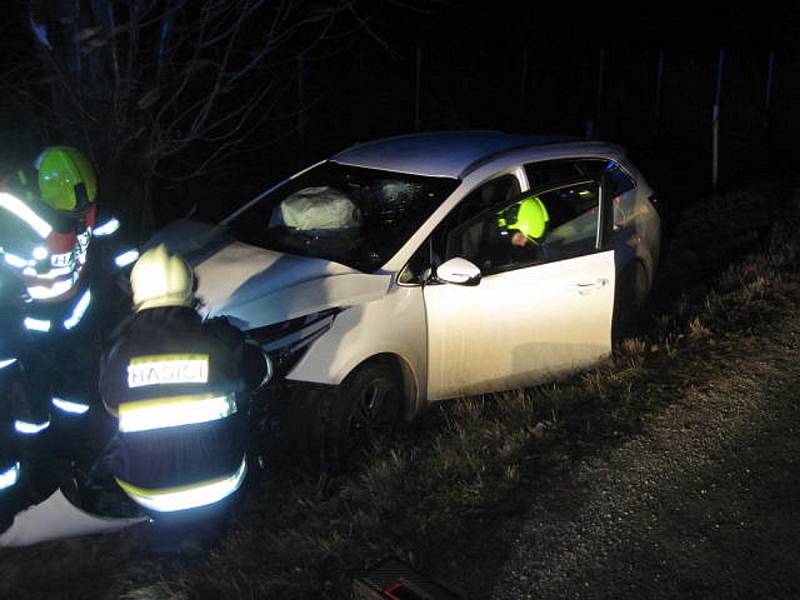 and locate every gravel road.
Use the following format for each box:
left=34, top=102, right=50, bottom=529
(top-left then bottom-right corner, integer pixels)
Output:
left=436, top=311, right=800, bottom=599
